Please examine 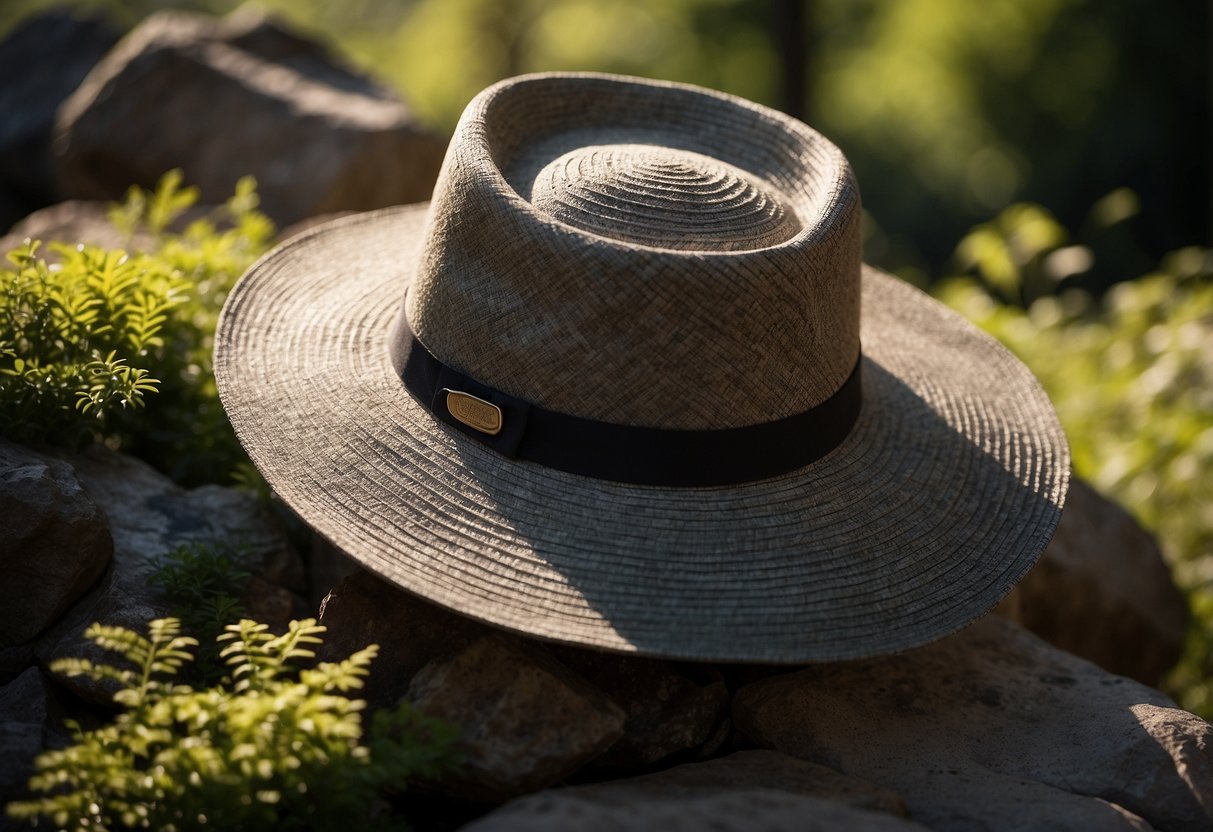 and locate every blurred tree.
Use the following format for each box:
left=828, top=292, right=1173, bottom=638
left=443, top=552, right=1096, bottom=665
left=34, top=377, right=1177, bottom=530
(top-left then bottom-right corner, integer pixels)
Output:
left=812, top=0, right=1210, bottom=287
left=2, top=0, right=1207, bottom=284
